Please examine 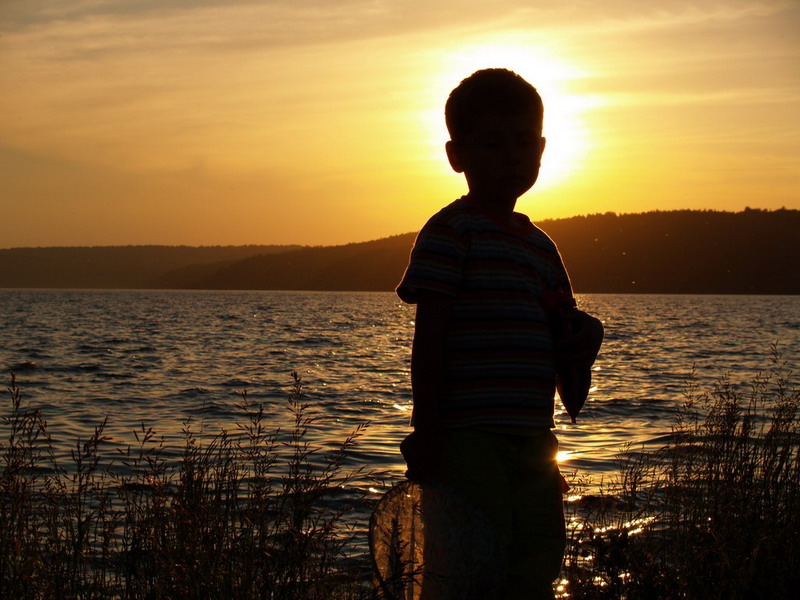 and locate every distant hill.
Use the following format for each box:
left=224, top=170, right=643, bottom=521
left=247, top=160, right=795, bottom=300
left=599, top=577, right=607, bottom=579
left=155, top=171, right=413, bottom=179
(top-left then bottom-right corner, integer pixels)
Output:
left=0, top=245, right=299, bottom=289
left=1, top=209, right=797, bottom=294
left=541, top=208, right=798, bottom=294
left=181, top=233, right=417, bottom=291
